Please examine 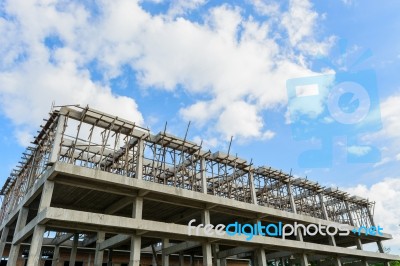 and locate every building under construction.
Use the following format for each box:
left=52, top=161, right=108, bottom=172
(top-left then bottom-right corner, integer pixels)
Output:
left=0, top=105, right=398, bottom=266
